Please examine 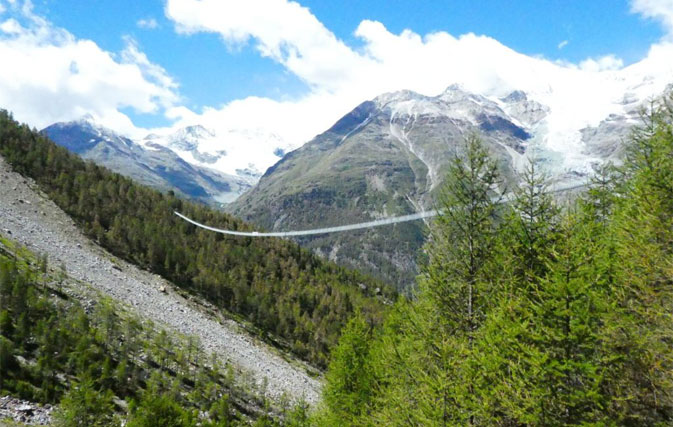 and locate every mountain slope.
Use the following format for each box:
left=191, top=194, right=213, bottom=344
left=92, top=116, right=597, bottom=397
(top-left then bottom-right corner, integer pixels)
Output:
left=0, top=233, right=295, bottom=424
left=42, top=117, right=253, bottom=205
left=230, top=85, right=655, bottom=289
left=0, top=109, right=390, bottom=371
left=0, top=153, right=320, bottom=406
left=230, top=86, right=537, bottom=288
